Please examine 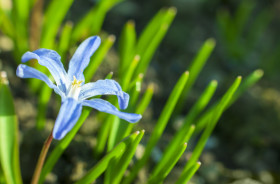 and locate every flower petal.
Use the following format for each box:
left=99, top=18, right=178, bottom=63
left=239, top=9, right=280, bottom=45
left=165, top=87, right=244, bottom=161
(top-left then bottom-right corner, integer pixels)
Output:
left=79, top=79, right=129, bottom=109
left=67, top=36, right=101, bottom=81
left=16, top=64, right=65, bottom=98
left=82, top=99, right=142, bottom=123
left=52, top=98, right=82, bottom=140
left=21, top=49, right=68, bottom=93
